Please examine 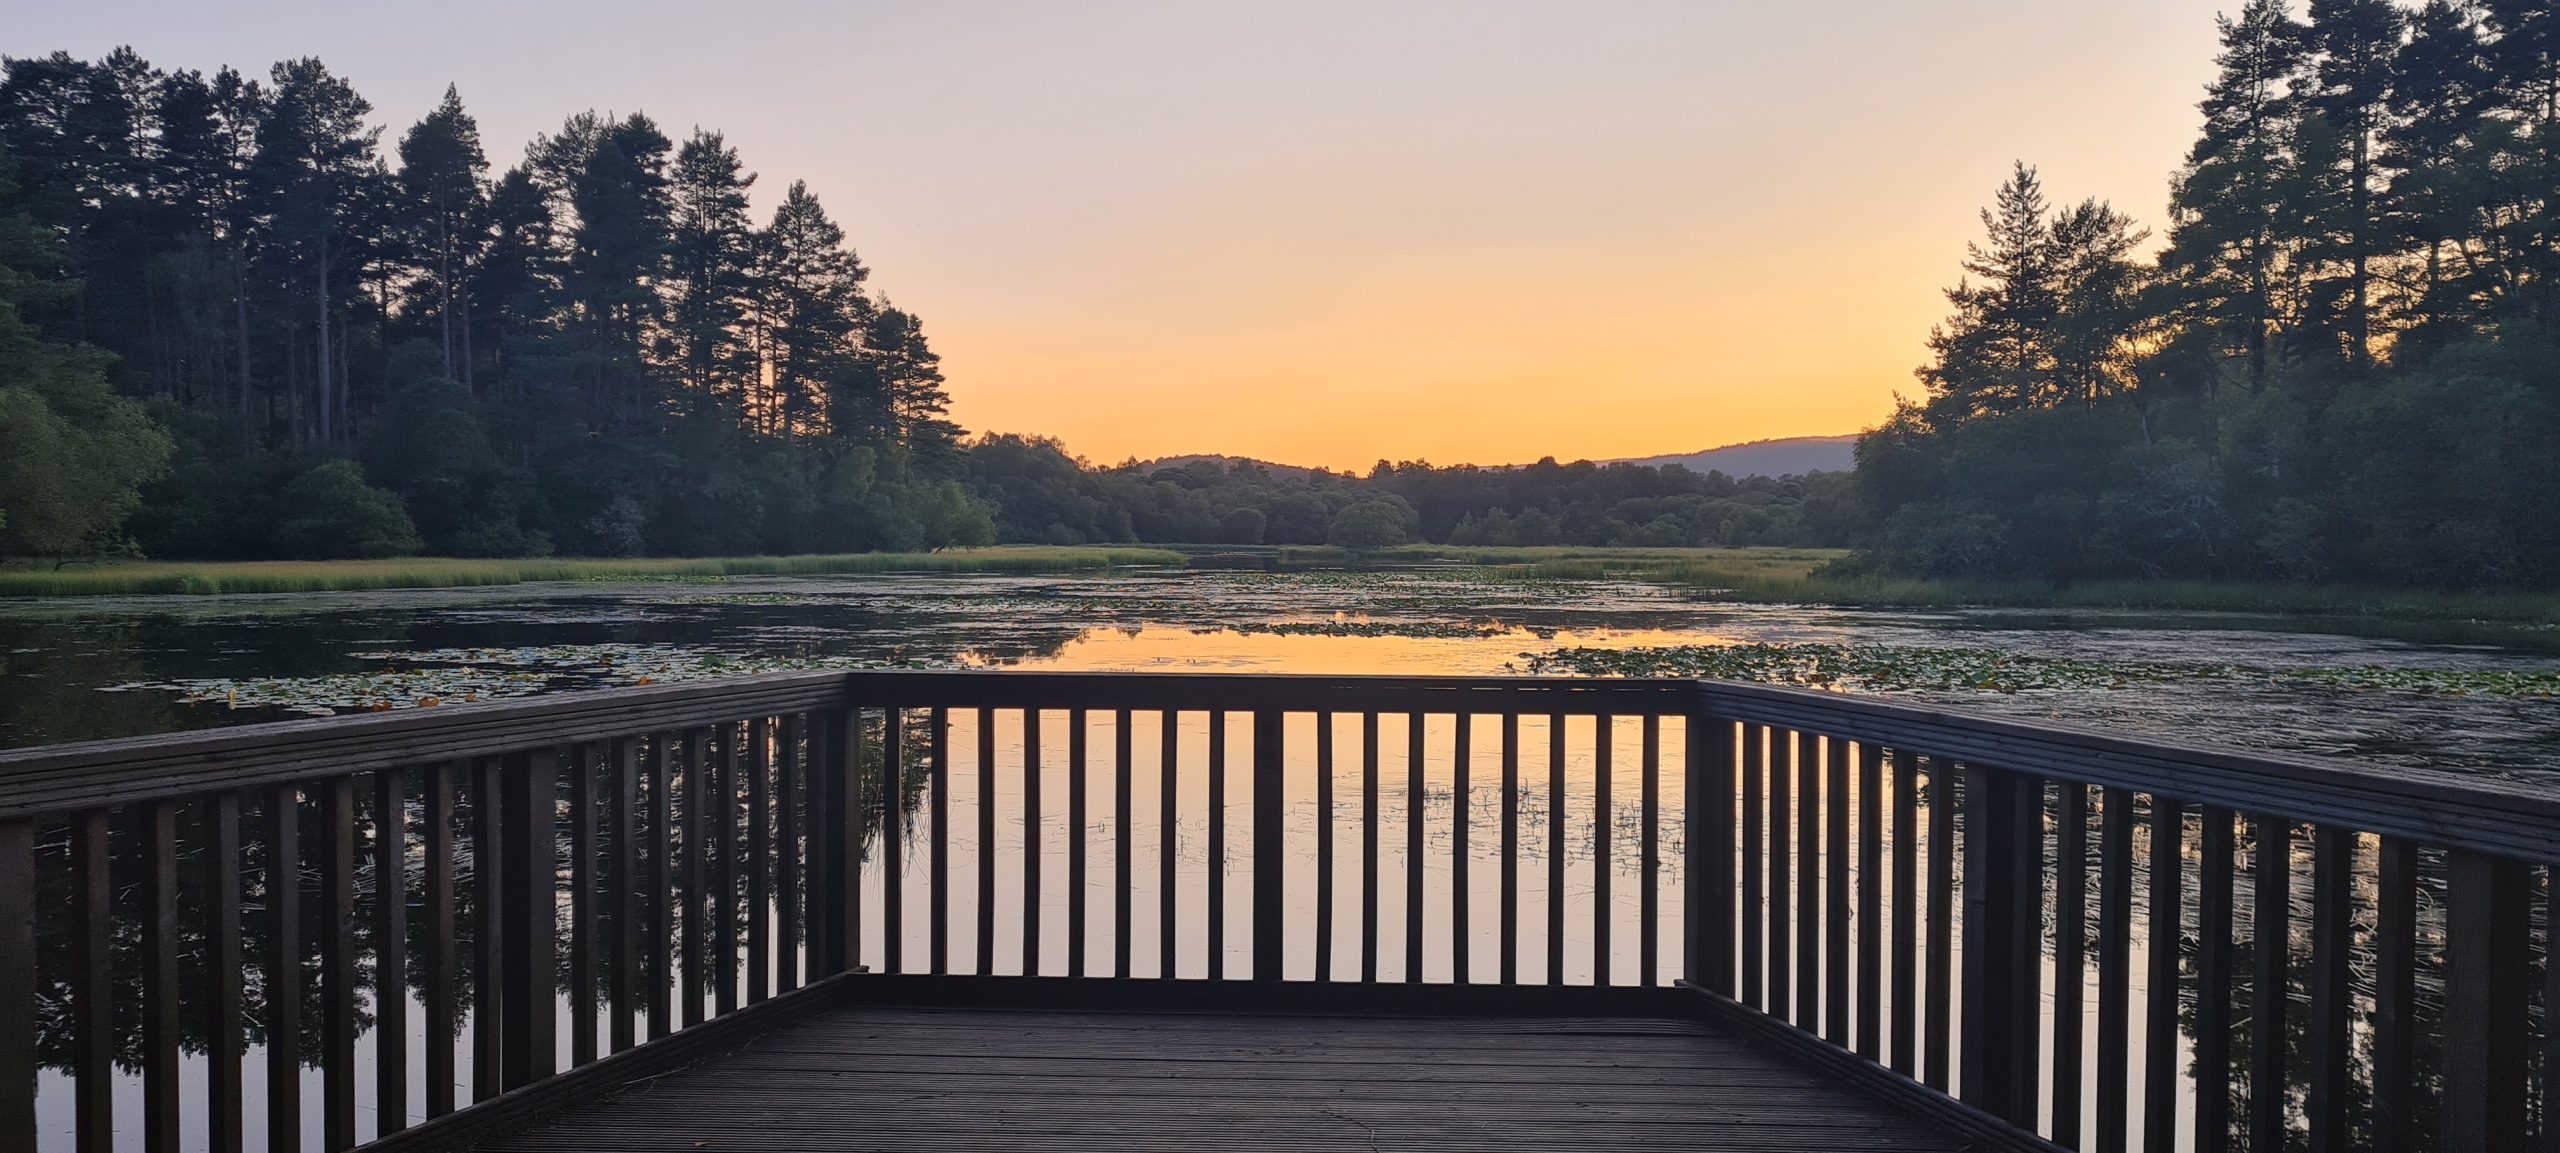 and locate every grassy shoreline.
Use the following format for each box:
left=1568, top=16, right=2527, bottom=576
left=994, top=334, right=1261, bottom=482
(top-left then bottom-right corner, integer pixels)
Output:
left=0, top=546, right=1187, bottom=597
left=1478, top=548, right=2560, bottom=628
left=7, top=543, right=2553, bottom=631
